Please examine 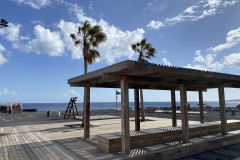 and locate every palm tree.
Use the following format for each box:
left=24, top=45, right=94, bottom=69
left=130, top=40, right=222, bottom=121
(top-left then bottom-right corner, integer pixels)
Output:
left=70, top=21, right=107, bottom=127
left=70, top=20, right=107, bottom=74
left=131, top=38, right=156, bottom=121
